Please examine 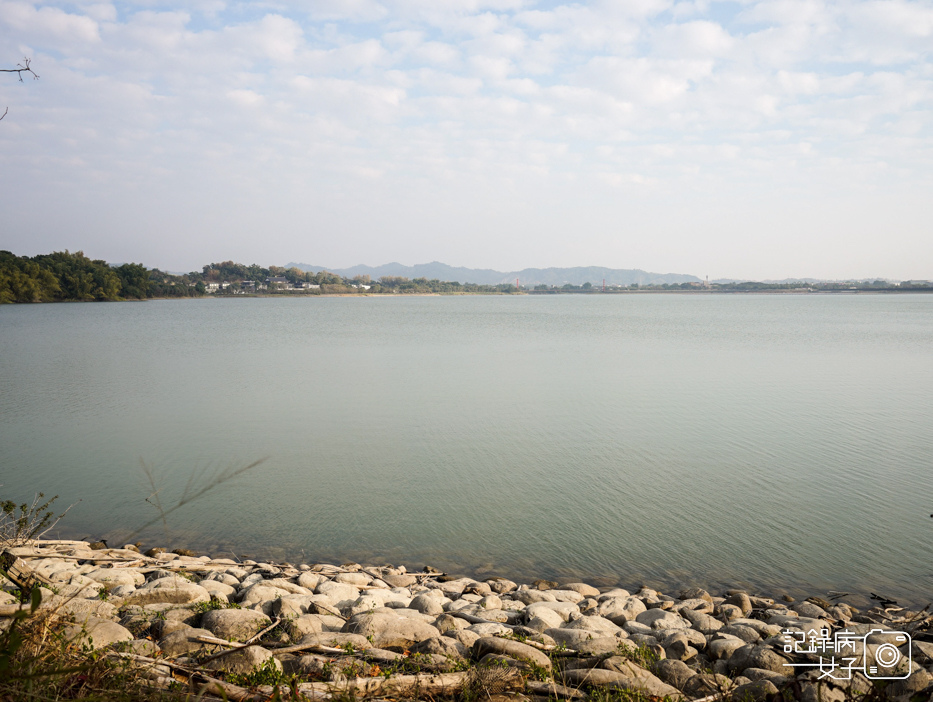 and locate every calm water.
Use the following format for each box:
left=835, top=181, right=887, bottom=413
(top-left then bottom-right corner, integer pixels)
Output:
left=1, top=295, right=931, bottom=604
